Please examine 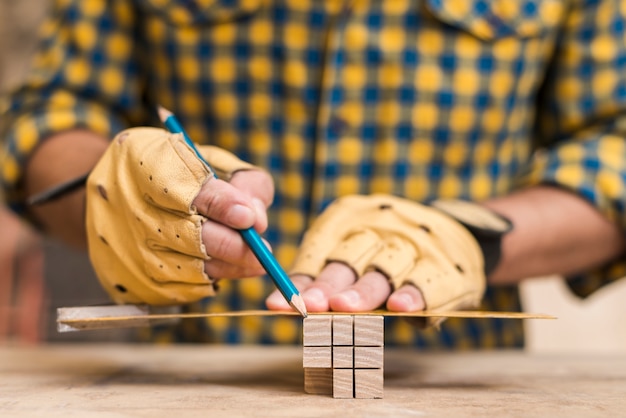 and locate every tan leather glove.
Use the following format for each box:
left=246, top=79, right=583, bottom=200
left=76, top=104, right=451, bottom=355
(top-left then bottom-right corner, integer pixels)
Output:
left=86, top=127, right=256, bottom=305
left=290, top=194, right=509, bottom=314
